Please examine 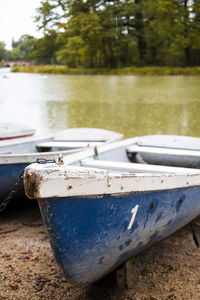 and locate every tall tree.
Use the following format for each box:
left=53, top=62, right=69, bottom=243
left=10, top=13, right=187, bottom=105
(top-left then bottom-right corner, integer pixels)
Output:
left=28, top=30, right=60, bottom=64
left=33, top=0, right=200, bottom=67
left=0, top=41, right=7, bottom=62
left=11, top=35, right=36, bottom=61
